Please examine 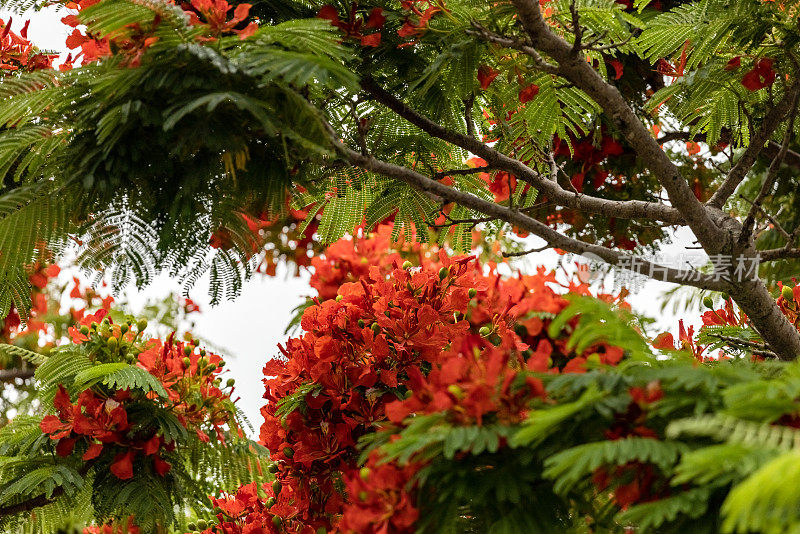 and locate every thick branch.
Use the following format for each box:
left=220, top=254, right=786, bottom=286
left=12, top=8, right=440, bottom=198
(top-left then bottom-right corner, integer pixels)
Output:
left=759, top=248, right=800, bottom=261
left=333, top=145, right=726, bottom=291
left=708, top=82, right=800, bottom=208
left=361, top=78, right=685, bottom=226
left=510, top=0, right=723, bottom=251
